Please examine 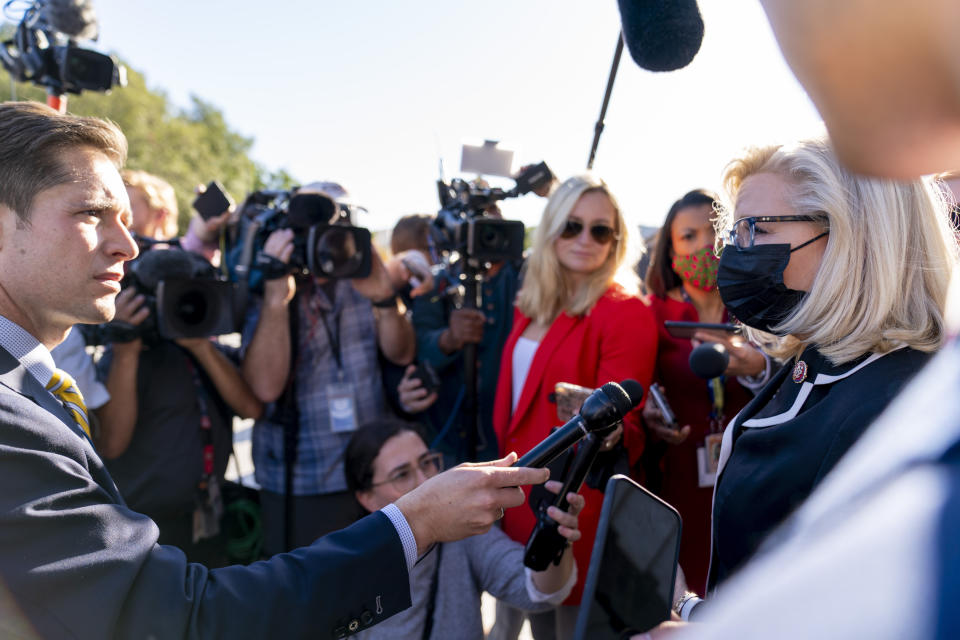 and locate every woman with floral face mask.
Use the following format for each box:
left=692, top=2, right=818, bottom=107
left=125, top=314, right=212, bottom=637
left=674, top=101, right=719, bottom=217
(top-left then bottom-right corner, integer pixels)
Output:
left=661, top=137, right=956, bottom=629
left=641, top=189, right=768, bottom=594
